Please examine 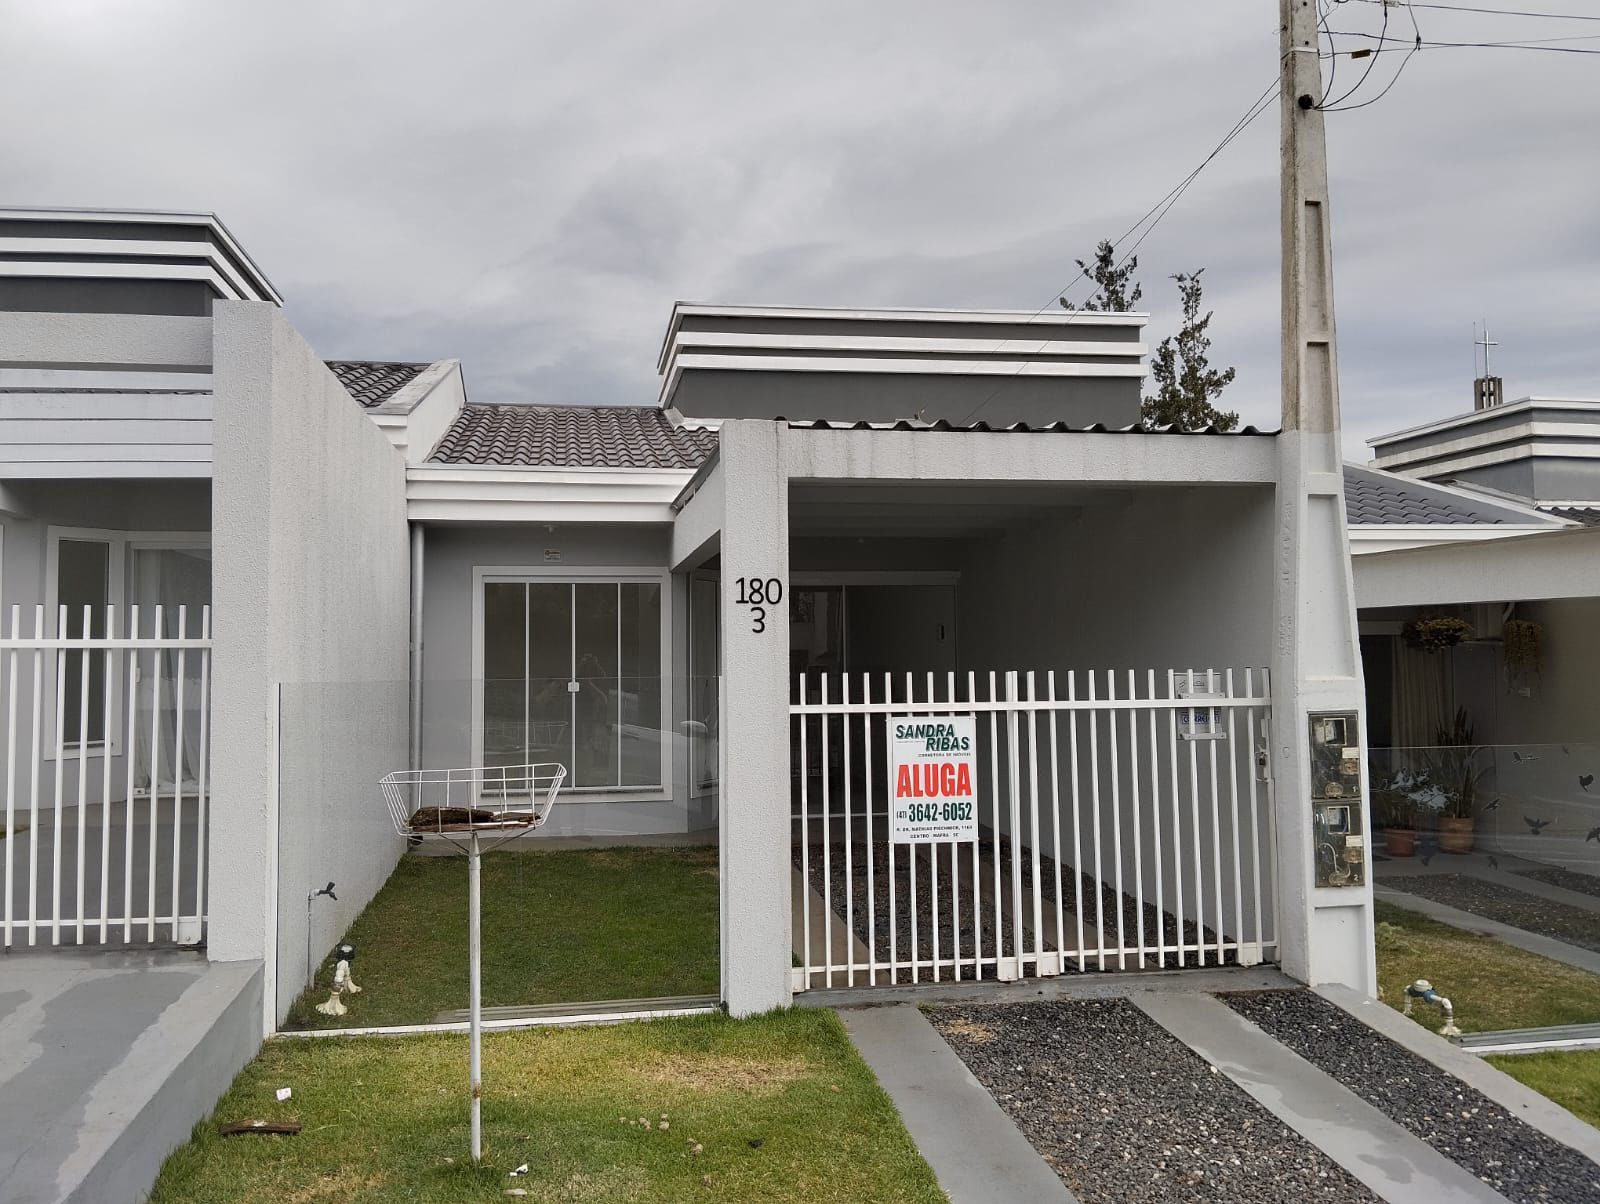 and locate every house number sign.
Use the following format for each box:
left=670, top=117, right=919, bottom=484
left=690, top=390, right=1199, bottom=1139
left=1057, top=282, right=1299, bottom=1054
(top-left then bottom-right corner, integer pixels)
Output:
left=734, top=576, right=783, bottom=633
